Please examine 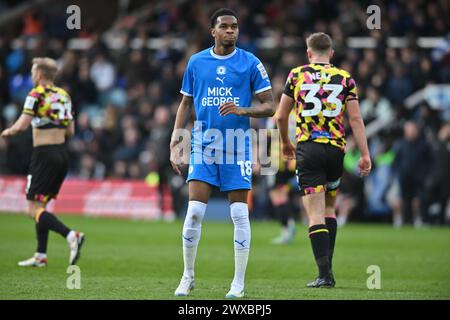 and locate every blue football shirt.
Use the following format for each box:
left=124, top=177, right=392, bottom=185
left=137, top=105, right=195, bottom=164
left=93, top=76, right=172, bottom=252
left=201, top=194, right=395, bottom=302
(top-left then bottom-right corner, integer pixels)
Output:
left=180, top=46, right=272, bottom=158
